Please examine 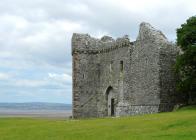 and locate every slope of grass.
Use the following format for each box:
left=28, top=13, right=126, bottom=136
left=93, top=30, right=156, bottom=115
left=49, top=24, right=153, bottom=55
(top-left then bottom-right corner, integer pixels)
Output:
left=0, top=106, right=196, bottom=140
